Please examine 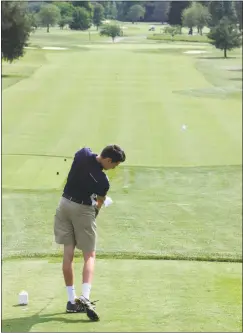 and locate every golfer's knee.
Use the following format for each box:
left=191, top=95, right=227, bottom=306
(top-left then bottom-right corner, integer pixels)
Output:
left=83, top=251, right=96, bottom=262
